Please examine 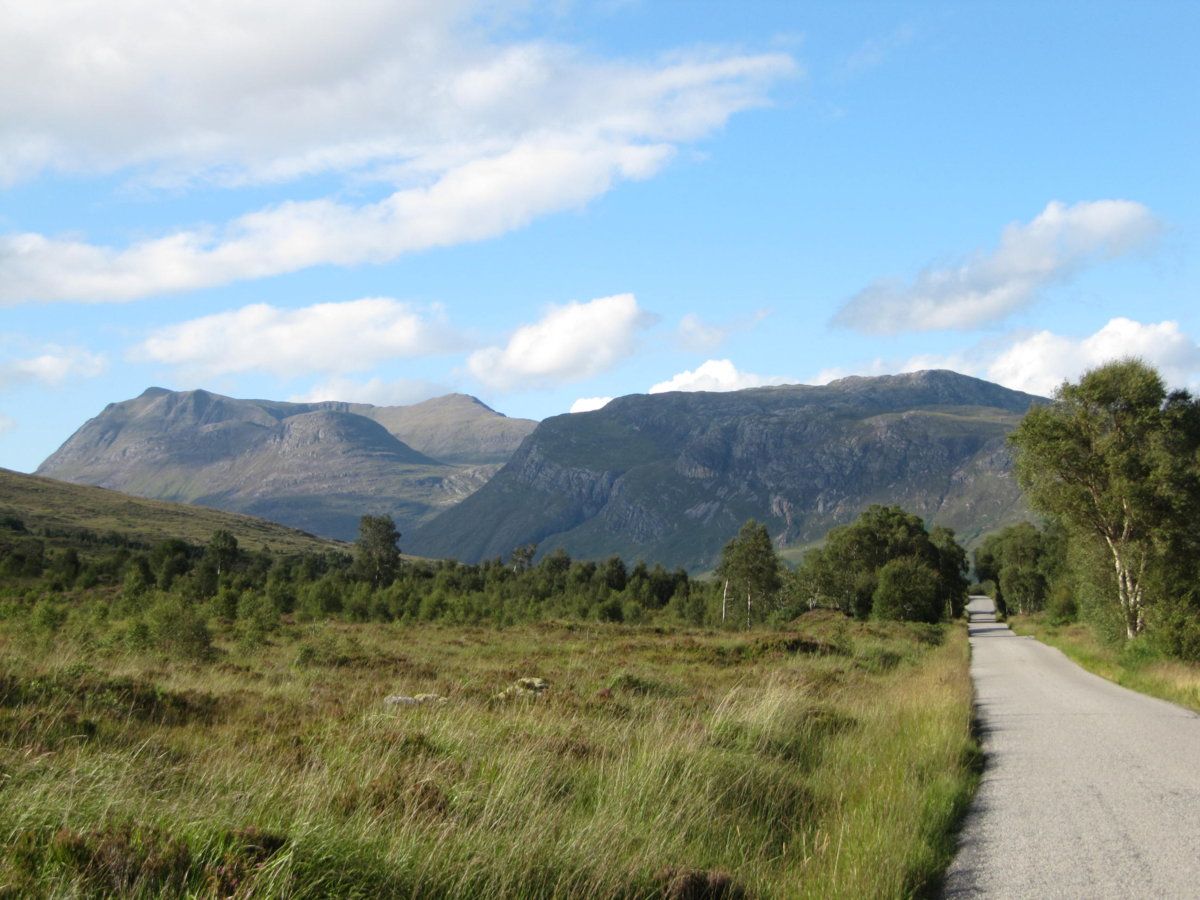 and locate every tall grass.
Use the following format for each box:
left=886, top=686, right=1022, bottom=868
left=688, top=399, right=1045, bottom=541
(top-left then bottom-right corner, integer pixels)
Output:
left=0, top=614, right=975, bottom=897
